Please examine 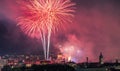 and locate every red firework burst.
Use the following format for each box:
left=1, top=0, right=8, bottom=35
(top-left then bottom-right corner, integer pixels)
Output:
left=17, top=0, right=75, bottom=38
left=17, top=0, right=75, bottom=60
